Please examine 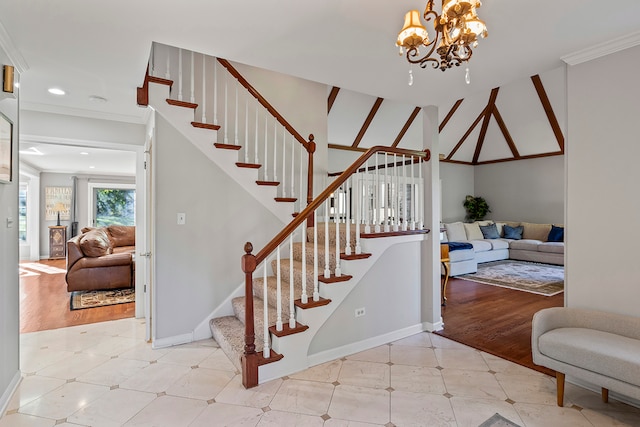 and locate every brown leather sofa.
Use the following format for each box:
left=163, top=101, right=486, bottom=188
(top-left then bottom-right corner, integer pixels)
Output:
left=65, top=225, right=135, bottom=292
